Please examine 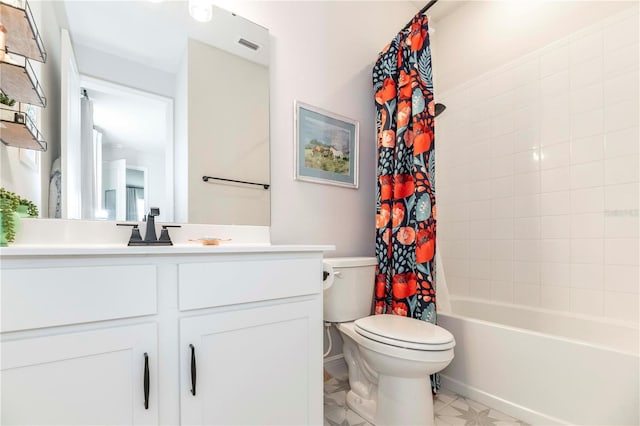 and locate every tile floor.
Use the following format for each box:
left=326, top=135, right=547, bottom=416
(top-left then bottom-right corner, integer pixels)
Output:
left=324, top=361, right=529, bottom=426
